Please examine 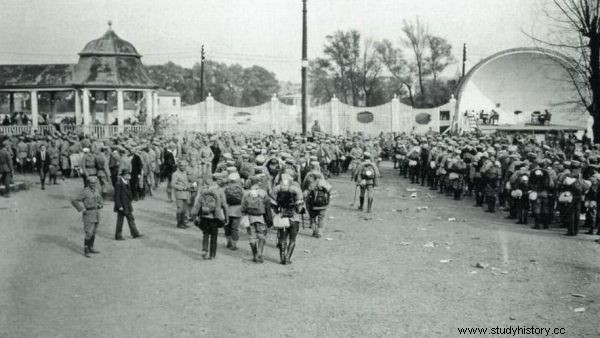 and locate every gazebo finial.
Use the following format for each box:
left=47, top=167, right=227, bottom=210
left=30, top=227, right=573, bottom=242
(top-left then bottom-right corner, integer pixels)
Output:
left=108, top=20, right=113, bottom=30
